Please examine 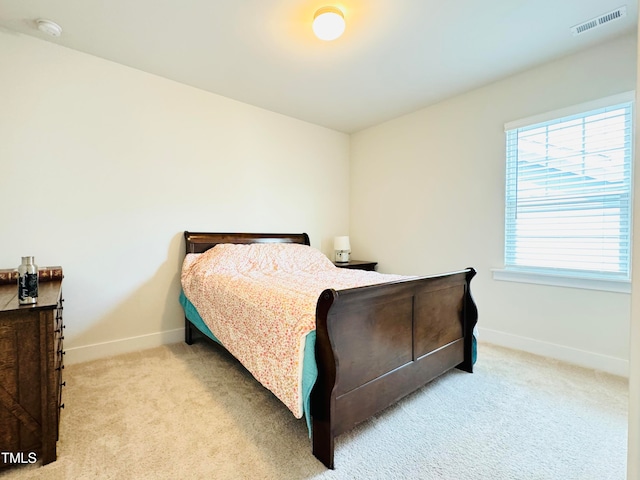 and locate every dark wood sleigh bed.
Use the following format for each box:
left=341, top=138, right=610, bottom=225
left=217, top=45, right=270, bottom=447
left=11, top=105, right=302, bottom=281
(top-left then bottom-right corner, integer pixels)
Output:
left=181, top=231, right=478, bottom=469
